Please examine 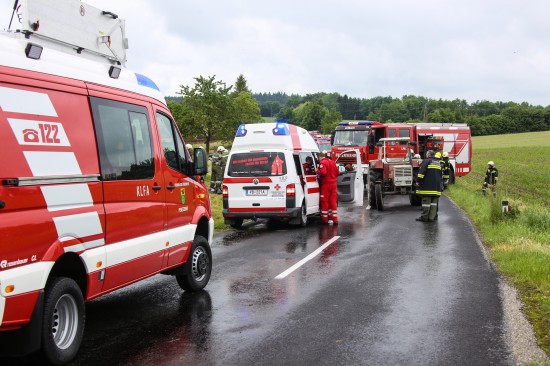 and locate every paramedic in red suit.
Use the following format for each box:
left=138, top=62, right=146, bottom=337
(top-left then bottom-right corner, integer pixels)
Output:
left=317, top=152, right=340, bottom=224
